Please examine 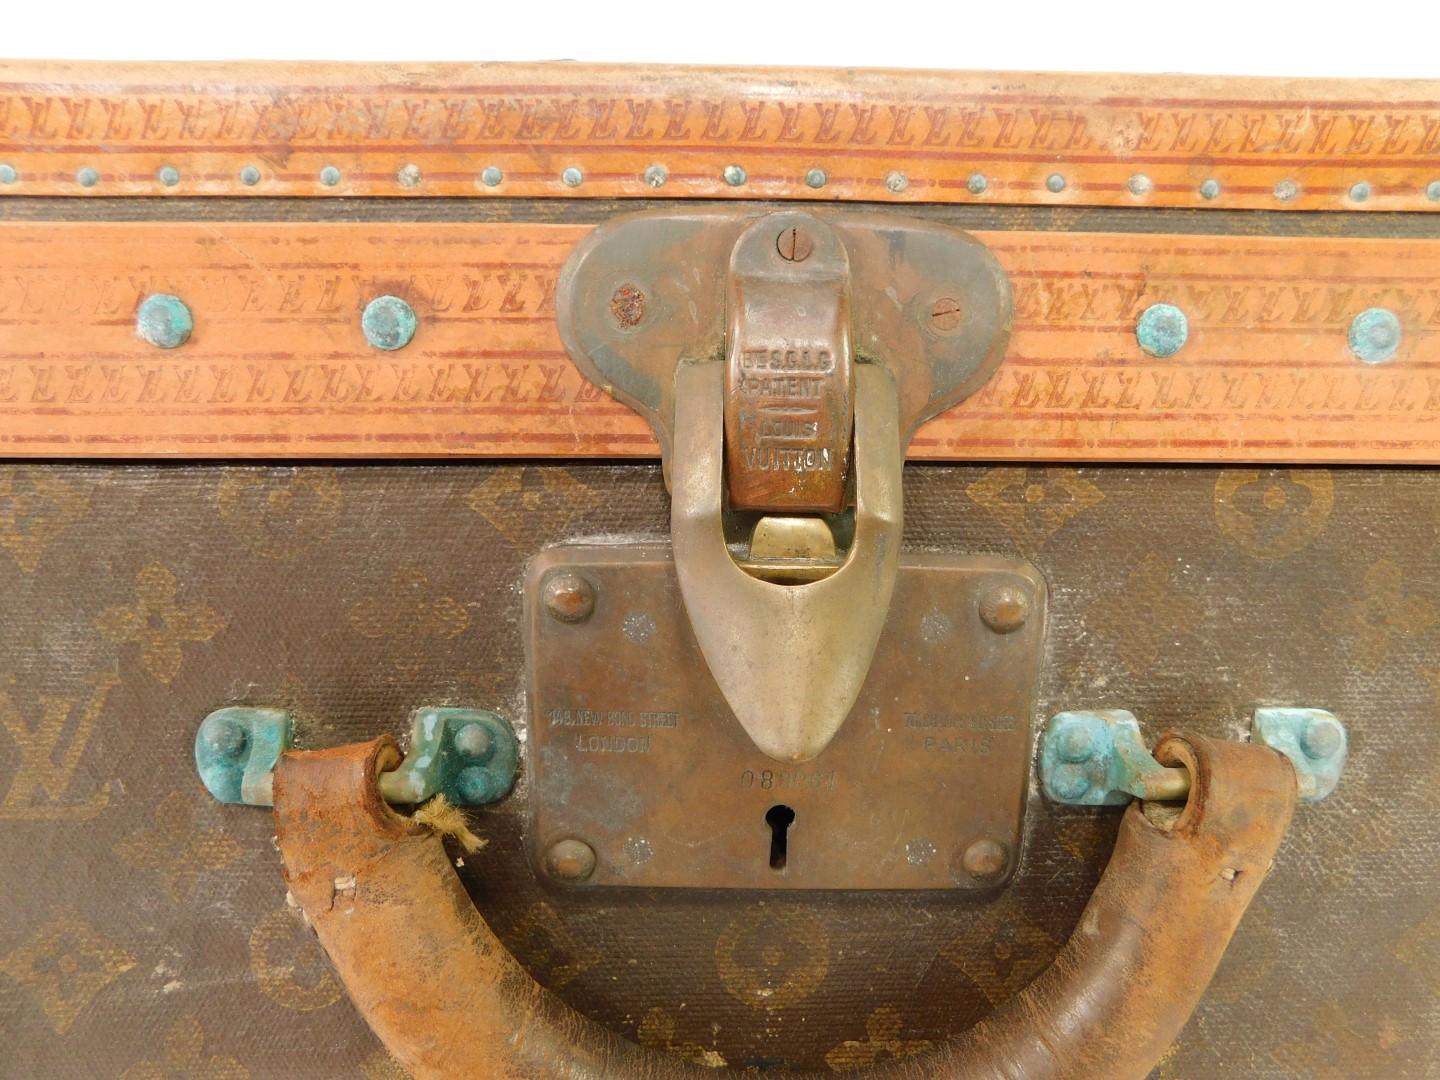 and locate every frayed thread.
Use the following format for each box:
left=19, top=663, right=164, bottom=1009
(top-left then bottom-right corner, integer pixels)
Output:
left=412, top=794, right=486, bottom=854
